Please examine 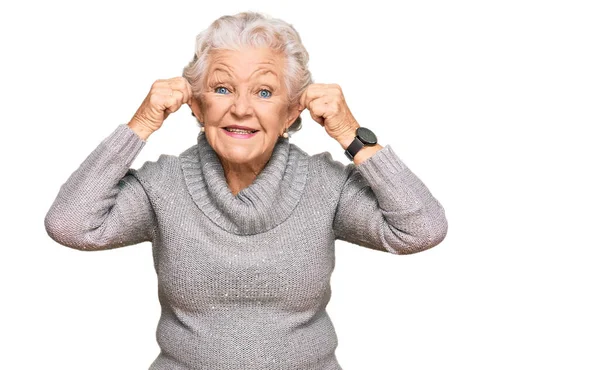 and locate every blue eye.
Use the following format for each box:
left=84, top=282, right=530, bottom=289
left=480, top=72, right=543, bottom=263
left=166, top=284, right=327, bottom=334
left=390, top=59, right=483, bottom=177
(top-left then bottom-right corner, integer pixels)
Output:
left=259, top=89, right=272, bottom=98
left=215, top=87, right=230, bottom=94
